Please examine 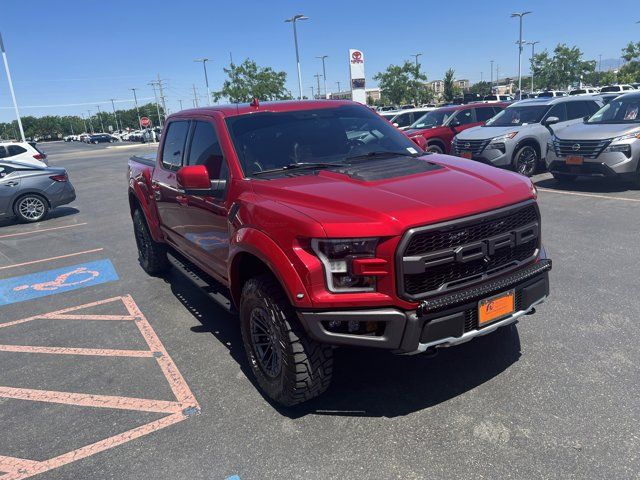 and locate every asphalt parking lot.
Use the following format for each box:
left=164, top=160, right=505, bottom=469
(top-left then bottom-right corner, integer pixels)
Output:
left=0, top=141, right=638, bottom=480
